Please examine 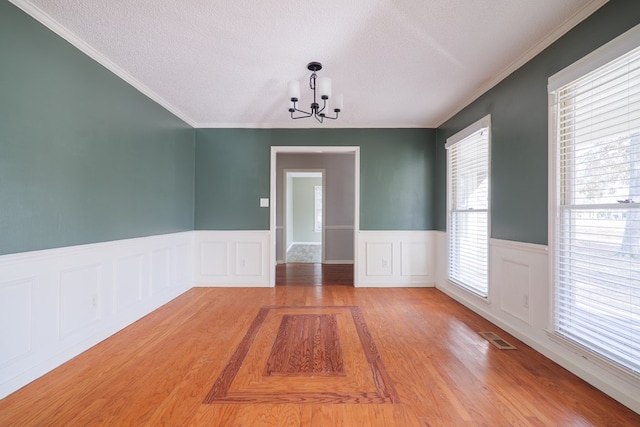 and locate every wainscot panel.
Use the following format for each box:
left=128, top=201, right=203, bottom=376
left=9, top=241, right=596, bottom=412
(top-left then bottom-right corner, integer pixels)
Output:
left=0, top=232, right=194, bottom=399
left=194, top=231, right=271, bottom=287
left=356, top=231, right=435, bottom=287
